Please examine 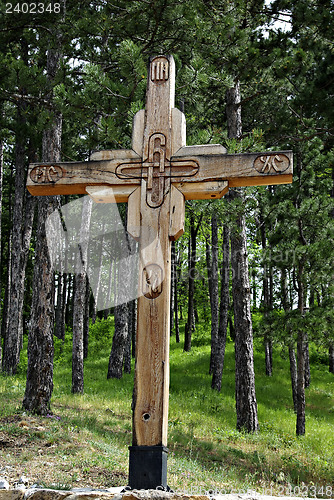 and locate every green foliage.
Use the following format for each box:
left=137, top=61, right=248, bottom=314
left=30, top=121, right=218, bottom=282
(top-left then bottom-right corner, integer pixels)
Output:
left=191, top=323, right=211, bottom=347
left=53, top=316, right=115, bottom=366
left=87, top=316, right=114, bottom=354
